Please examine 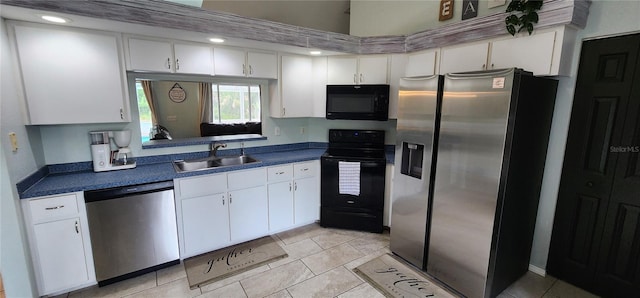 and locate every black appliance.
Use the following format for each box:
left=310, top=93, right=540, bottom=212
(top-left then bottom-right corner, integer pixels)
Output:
left=320, top=129, right=386, bottom=233
left=326, top=85, right=390, bottom=120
